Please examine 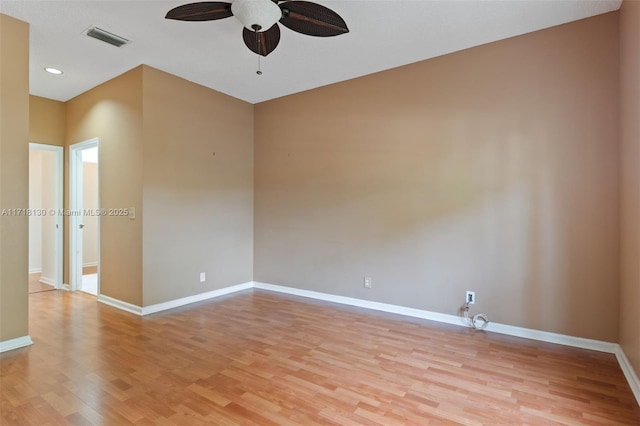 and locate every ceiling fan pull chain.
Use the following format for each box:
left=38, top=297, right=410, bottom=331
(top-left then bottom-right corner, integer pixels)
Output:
left=253, top=24, right=263, bottom=75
